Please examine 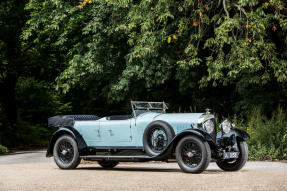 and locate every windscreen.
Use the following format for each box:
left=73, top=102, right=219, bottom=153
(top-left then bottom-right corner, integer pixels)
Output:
left=131, top=101, right=168, bottom=117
